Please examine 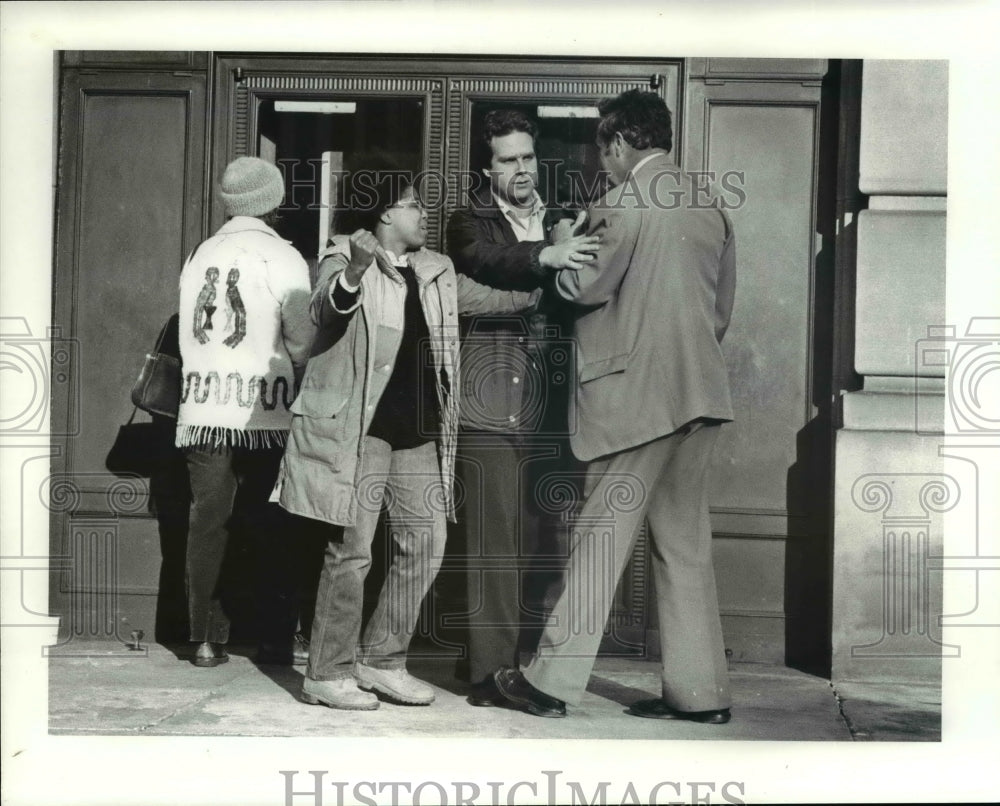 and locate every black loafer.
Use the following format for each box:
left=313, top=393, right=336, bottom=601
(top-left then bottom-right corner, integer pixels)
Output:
left=192, top=641, right=229, bottom=667
left=627, top=698, right=730, bottom=724
left=467, top=678, right=505, bottom=707
left=493, top=667, right=566, bottom=718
